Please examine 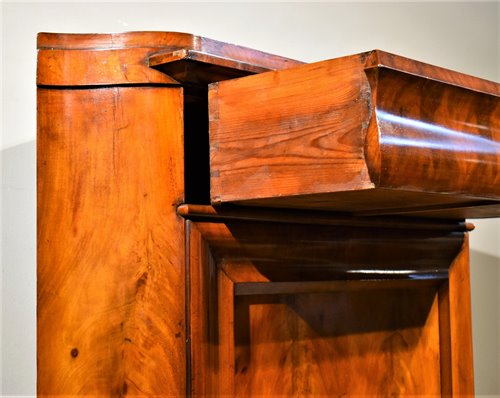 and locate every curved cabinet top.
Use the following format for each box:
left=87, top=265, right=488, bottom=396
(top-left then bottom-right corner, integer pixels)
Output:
left=37, top=31, right=302, bottom=86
